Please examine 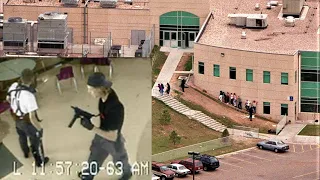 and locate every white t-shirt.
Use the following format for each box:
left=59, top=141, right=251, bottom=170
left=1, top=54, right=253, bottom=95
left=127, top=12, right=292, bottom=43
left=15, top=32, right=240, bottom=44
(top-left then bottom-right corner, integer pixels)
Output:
left=7, top=82, right=38, bottom=116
